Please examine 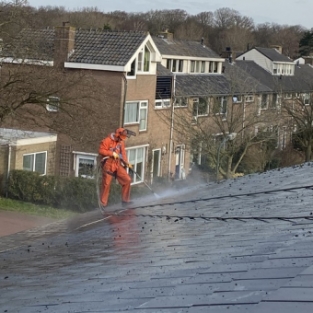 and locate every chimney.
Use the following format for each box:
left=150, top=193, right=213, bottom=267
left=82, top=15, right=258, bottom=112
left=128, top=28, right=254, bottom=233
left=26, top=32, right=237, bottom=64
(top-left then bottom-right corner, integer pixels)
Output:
left=159, top=29, right=173, bottom=41
left=54, top=24, right=75, bottom=68
left=271, top=45, right=282, bottom=54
